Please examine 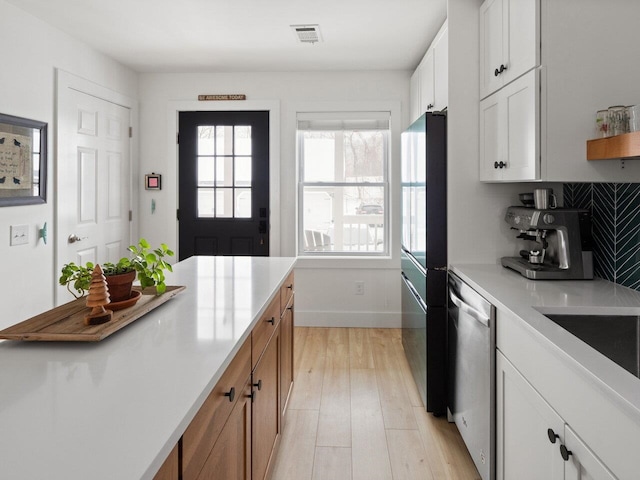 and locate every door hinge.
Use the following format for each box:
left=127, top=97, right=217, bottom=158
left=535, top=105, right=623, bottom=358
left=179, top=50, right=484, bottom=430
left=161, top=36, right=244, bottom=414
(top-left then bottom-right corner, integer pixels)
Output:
left=129, top=210, right=133, bottom=222
left=129, top=126, right=133, bottom=138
